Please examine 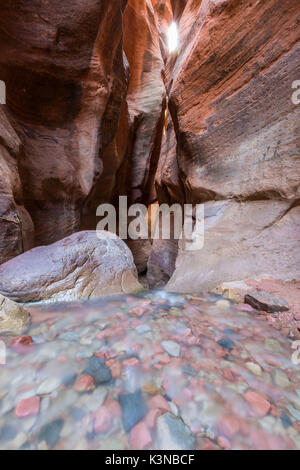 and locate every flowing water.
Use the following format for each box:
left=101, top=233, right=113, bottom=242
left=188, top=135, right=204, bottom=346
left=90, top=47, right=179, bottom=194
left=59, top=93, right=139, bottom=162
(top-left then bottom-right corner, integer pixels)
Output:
left=0, top=290, right=299, bottom=450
